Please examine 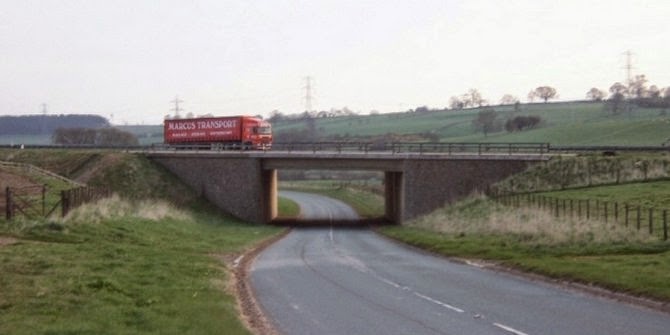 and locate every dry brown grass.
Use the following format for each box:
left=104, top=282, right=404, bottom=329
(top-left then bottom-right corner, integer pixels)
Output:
left=410, top=195, right=655, bottom=245
left=61, top=194, right=191, bottom=224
